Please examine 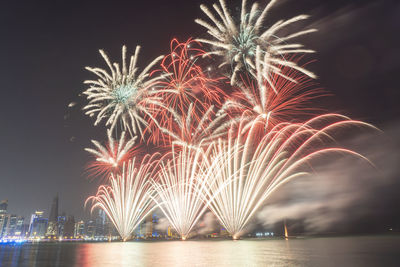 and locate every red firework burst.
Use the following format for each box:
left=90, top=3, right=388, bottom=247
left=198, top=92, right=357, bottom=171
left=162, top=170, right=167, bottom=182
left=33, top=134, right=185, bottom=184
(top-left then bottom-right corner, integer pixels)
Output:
left=145, top=38, right=226, bottom=145
left=85, top=131, right=140, bottom=182
left=226, top=58, right=326, bottom=136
